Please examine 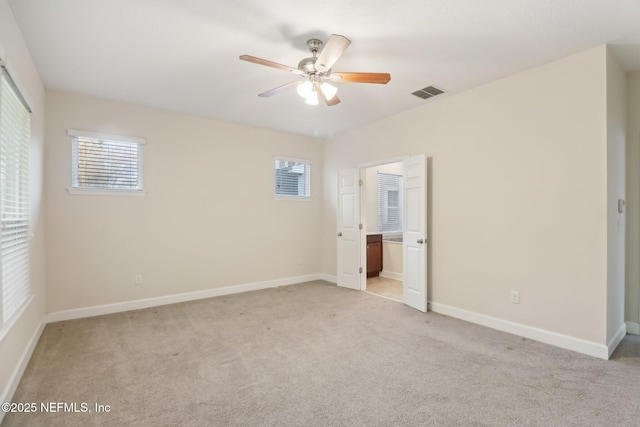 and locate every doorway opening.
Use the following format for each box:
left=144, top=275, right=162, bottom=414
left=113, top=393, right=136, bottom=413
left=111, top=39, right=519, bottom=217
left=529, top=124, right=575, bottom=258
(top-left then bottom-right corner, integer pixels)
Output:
left=363, top=161, right=404, bottom=302
left=336, top=154, right=427, bottom=312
